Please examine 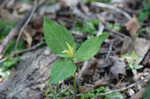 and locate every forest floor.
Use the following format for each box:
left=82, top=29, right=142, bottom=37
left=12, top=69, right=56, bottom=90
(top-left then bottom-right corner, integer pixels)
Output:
left=0, top=0, right=150, bottom=99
